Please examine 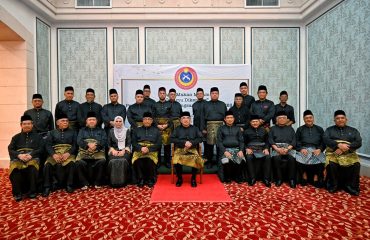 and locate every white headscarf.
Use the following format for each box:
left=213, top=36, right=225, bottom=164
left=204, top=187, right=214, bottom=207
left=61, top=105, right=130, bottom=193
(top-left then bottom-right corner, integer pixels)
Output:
left=113, top=116, right=128, bottom=150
